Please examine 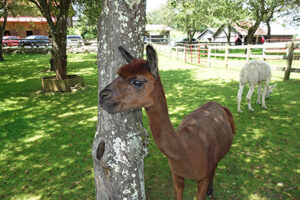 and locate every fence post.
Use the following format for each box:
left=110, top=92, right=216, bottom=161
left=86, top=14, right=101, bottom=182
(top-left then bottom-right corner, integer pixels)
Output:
left=198, top=45, right=200, bottom=65
left=190, top=45, right=193, bottom=63
left=262, top=42, right=266, bottom=60
left=207, top=46, right=211, bottom=68
left=246, top=44, right=251, bottom=61
left=184, top=45, right=186, bottom=63
left=284, top=42, right=294, bottom=81
left=225, top=44, right=229, bottom=68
